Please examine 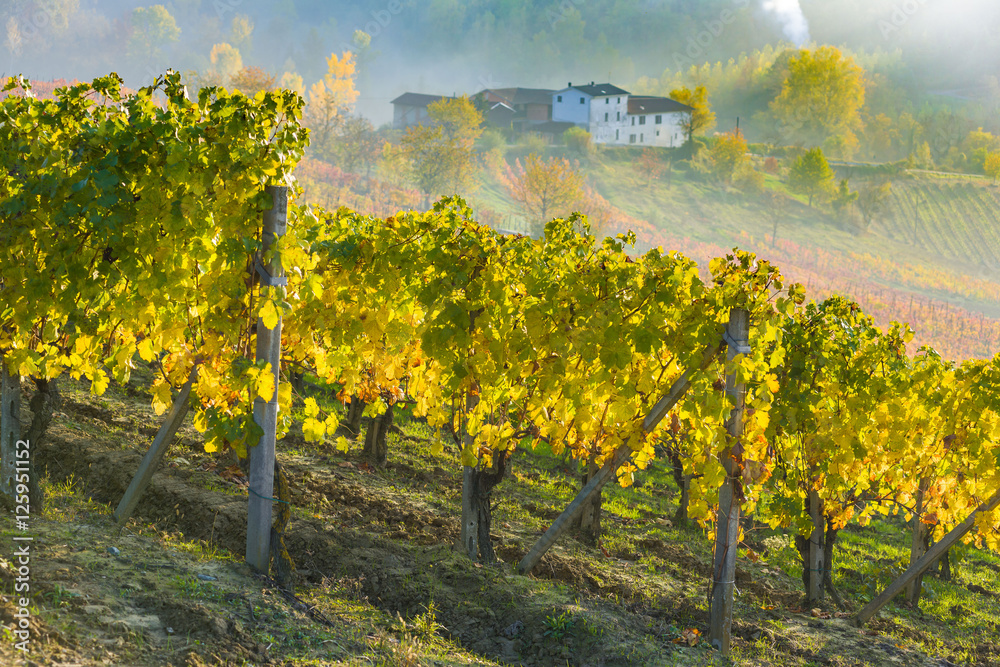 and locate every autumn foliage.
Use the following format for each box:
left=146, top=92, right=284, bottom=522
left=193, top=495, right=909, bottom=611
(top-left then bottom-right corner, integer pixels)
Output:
left=229, top=66, right=277, bottom=97
left=501, top=154, right=584, bottom=232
